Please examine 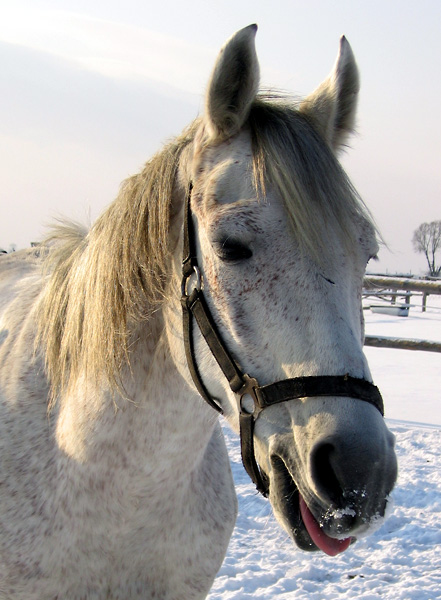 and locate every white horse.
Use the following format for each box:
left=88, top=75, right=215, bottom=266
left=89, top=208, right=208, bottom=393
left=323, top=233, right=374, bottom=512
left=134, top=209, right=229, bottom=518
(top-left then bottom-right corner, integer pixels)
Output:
left=0, top=25, right=397, bottom=599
